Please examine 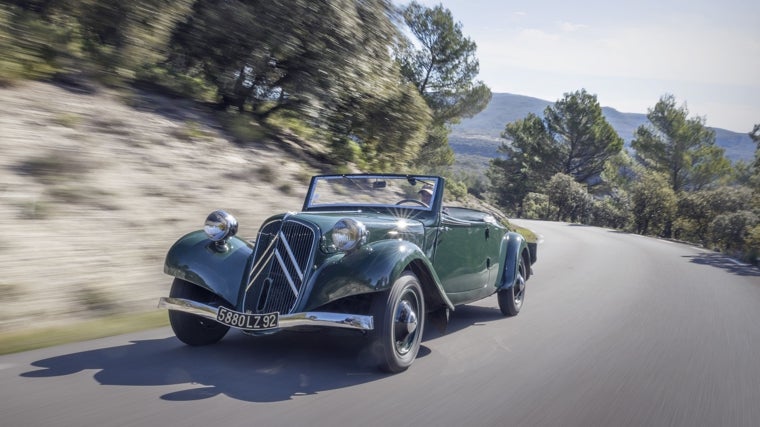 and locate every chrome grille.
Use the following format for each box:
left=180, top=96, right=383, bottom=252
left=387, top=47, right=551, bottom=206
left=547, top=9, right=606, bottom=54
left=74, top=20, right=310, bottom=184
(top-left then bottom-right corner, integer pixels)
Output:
left=244, top=219, right=316, bottom=315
